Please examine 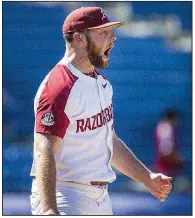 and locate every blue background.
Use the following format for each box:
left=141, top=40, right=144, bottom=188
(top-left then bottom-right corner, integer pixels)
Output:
left=3, top=2, right=192, bottom=215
